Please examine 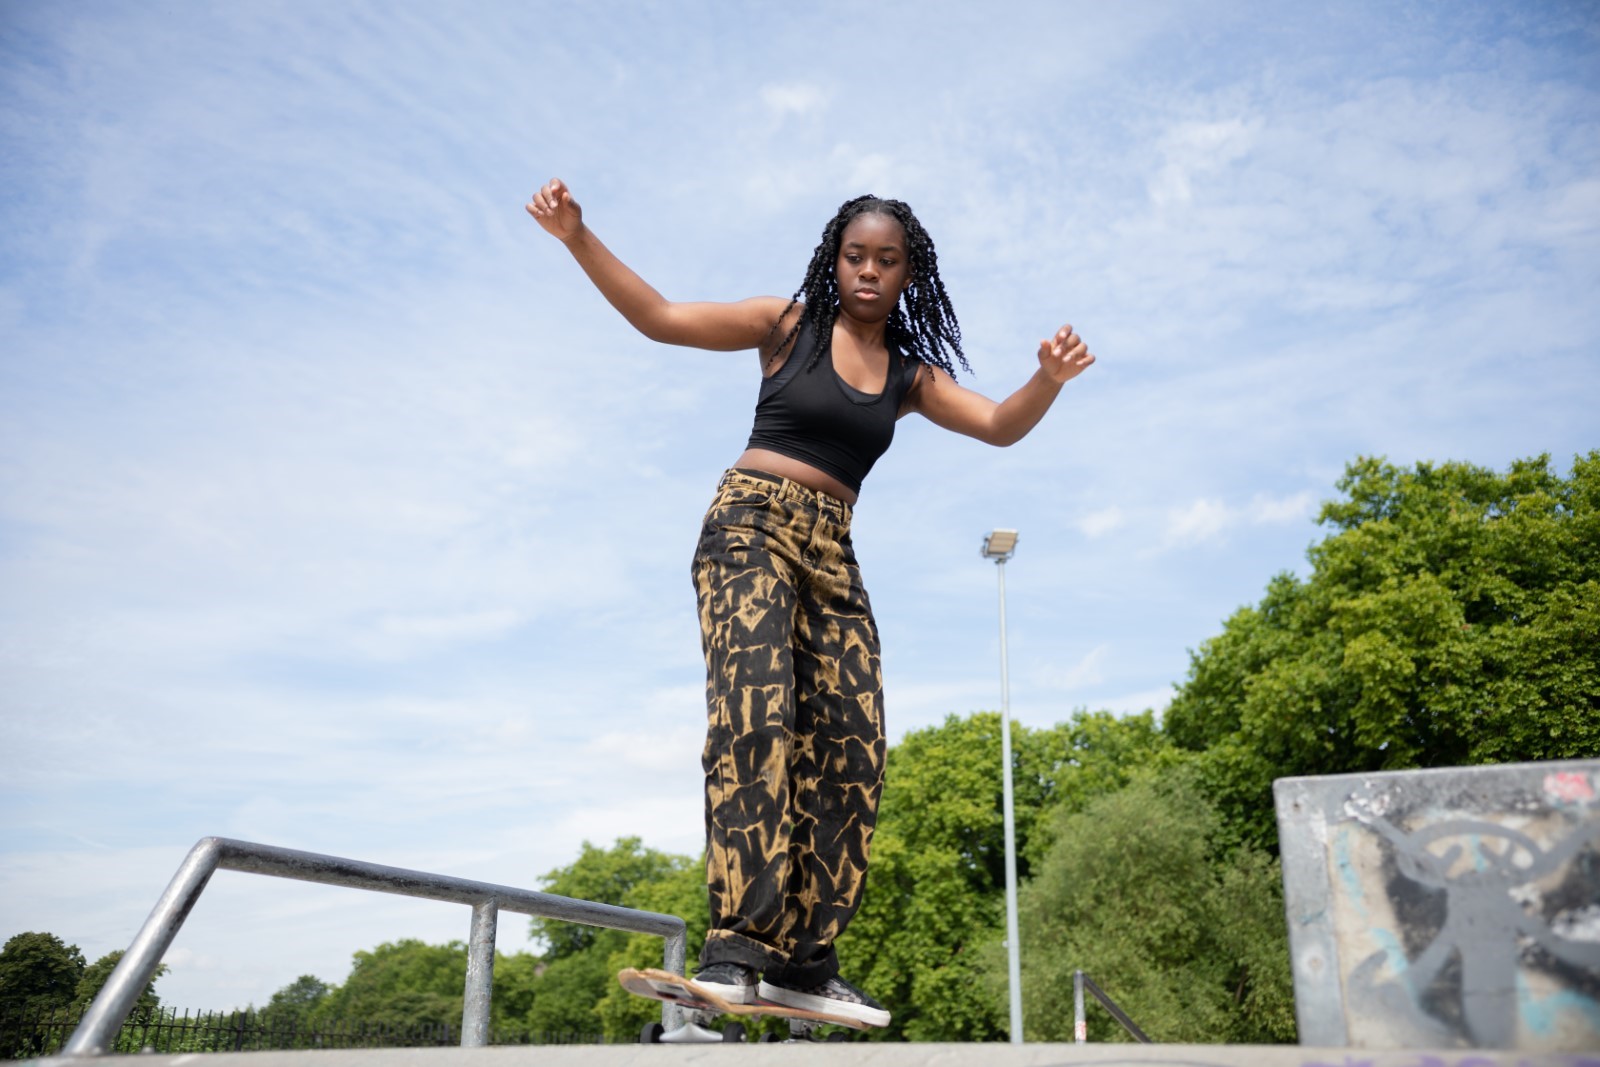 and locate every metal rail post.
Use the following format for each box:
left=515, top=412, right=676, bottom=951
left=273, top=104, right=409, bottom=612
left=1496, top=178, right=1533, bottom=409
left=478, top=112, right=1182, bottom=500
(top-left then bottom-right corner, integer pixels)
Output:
left=64, top=838, right=225, bottom=1057
left=1074, top=969, right=1086, bottom=1043
left=1073, top=969, right=1153, bottom=1044
left=462, top=899, right=499, bottom=1047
